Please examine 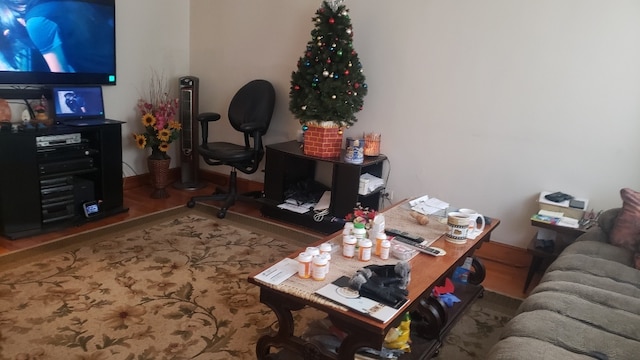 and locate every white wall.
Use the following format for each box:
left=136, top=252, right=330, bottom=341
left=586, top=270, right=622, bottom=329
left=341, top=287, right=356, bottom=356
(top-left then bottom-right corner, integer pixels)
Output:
left=188, top=0, right=640, bottom=248
left=106, top=0, right=189, bottom=176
